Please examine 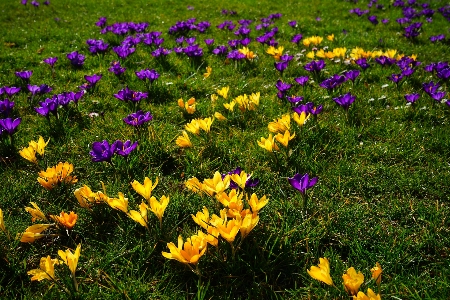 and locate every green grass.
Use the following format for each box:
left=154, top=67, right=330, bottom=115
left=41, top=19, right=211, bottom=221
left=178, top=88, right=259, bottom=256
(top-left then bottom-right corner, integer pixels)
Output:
left=1, top=0, right=450, bottom=298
